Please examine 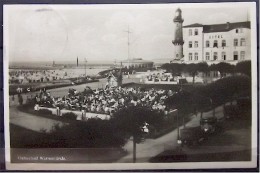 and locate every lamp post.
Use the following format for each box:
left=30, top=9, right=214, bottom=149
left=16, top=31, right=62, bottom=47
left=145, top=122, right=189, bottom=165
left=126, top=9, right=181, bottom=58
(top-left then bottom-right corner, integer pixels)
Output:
left=176, top=109, right=182, bottom=145
left=209, top=97, right=215, bottom=117
left=133, top=135, right=137, bottom=163
left=85, top=58, right=87, bottom=77
left=199, top=96, right=212, bottom=119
